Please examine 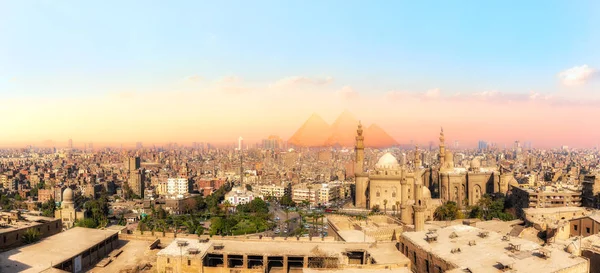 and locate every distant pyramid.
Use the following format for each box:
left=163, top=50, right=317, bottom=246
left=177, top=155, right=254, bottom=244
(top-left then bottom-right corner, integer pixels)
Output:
left=324, top=110, right=359, bottom=147
left=288, top=111, right=399, bottom=148
left=288, top=113, right=332, bottom=147
left=364, top=123, right=399, bottom=148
